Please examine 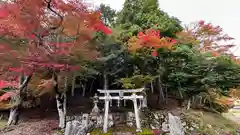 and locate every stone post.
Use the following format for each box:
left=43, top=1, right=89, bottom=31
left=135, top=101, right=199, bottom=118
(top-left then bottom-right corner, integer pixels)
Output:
left=132, top=93, right=142, bottom=132
left=103, top=93, right=110, bottom=133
